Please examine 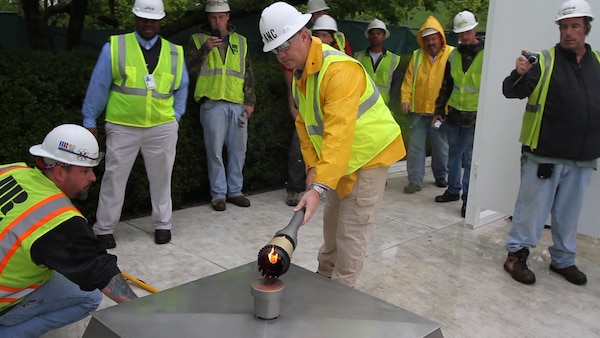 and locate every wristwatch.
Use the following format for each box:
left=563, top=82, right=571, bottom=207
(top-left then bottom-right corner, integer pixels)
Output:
left=311, top=184, right=328, bottom=198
